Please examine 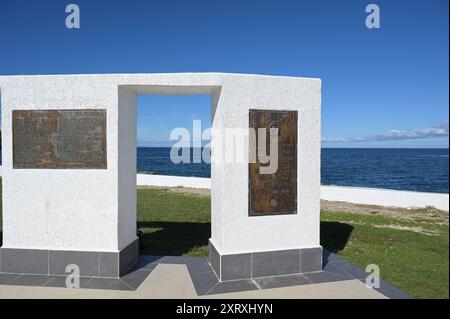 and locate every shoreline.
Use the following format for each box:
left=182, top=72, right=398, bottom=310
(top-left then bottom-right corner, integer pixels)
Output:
left=141, top=184, right=448, bottom=222
left=0, top=166, right=447, bottom=211
left=136, top=174, right=449, bottom=211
